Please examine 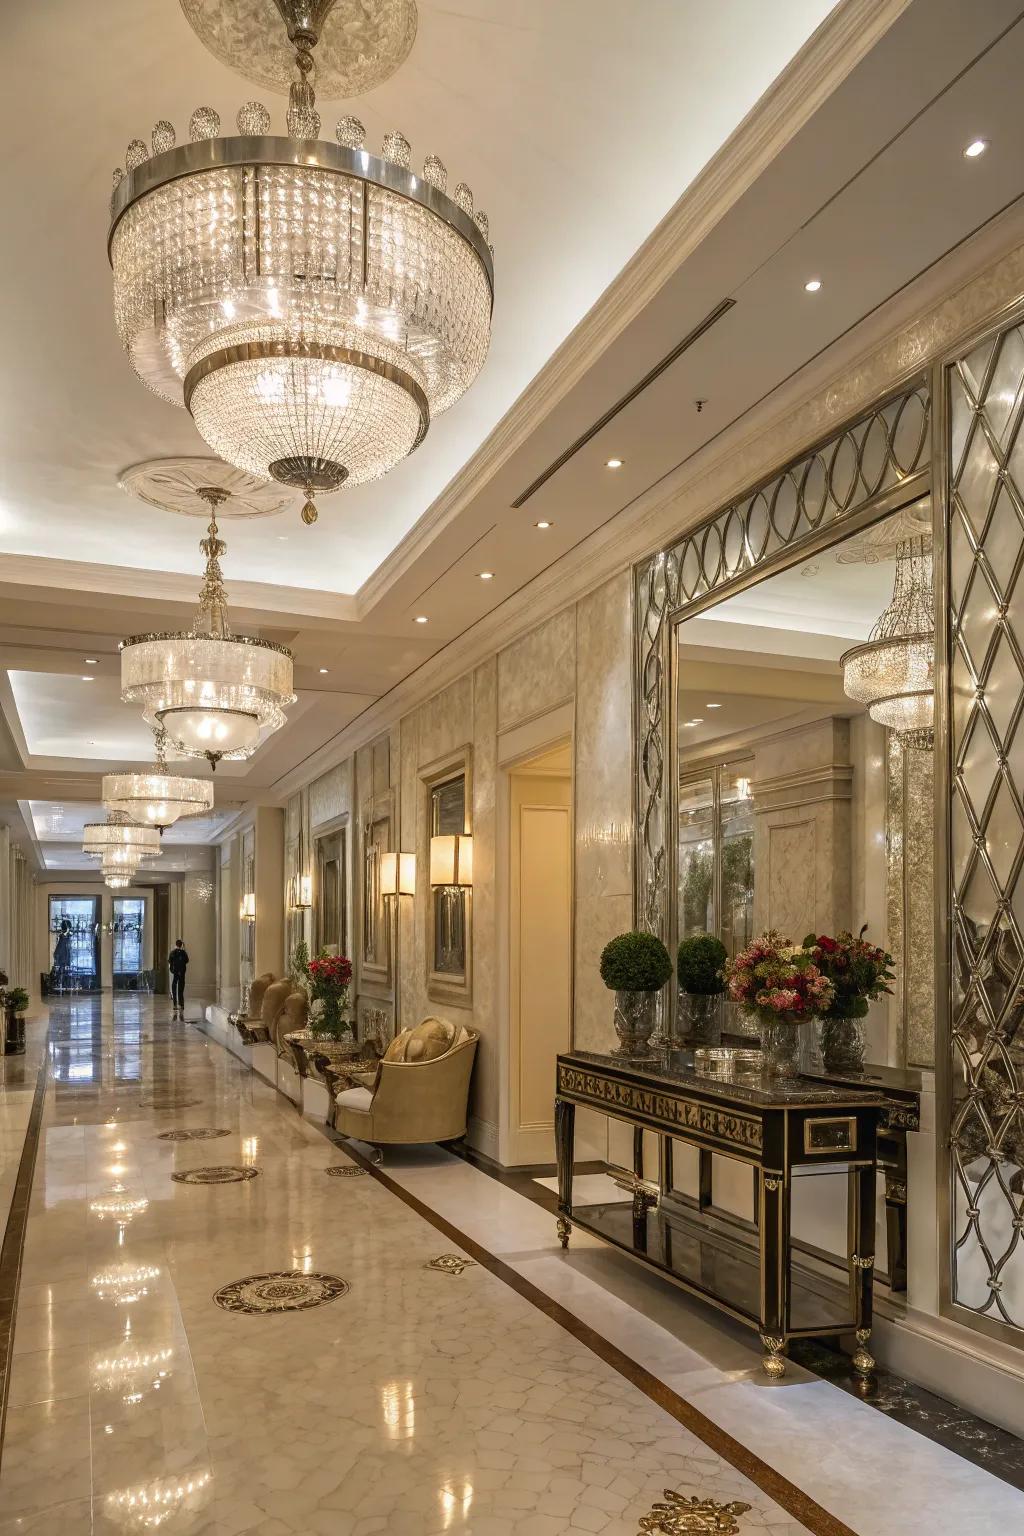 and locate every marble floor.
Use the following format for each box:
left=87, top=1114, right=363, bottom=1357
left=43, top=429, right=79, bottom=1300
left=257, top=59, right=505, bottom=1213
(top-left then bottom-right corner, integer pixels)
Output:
left=0, top=996, right=1020, bottom=1536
